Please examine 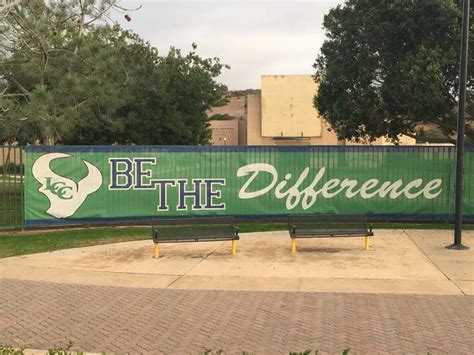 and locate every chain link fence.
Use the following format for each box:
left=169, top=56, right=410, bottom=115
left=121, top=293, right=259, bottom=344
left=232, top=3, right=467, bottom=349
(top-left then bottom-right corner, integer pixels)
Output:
left=2, top=145, right=474, bottom=229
